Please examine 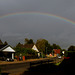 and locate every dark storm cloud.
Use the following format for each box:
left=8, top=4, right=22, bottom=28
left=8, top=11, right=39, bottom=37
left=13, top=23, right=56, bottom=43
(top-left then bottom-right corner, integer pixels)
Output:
left=0, top=0, right=75, bottom=49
